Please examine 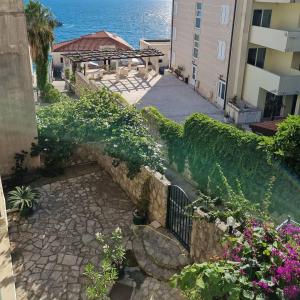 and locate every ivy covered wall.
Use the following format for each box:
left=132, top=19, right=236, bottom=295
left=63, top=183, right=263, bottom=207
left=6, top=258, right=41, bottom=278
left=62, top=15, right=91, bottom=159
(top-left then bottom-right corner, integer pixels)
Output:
left=142, top=107, right=300, bottom=221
